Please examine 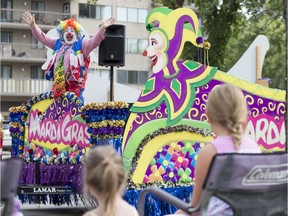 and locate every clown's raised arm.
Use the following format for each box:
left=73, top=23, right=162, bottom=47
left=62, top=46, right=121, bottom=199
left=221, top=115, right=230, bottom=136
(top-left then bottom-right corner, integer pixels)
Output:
left=22, top=11, right=115, bottom=54
left=22, top=11, right=115, bottom=102
left=23, top=11, right=57, bottom=49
